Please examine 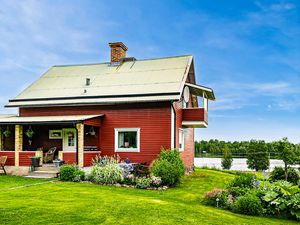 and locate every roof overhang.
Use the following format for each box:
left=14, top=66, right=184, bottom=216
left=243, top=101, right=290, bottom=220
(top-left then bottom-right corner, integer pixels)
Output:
left=0, top=115, right=104, bottom=125
left=185, top=83, right=215, bottom=101
left=6, top=93, right=180, bottom=108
